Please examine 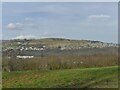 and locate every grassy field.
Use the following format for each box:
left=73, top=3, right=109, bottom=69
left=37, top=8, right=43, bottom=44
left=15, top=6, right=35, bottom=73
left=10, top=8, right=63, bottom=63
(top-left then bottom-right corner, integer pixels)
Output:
left=2, top=66, right=118, bottom=88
